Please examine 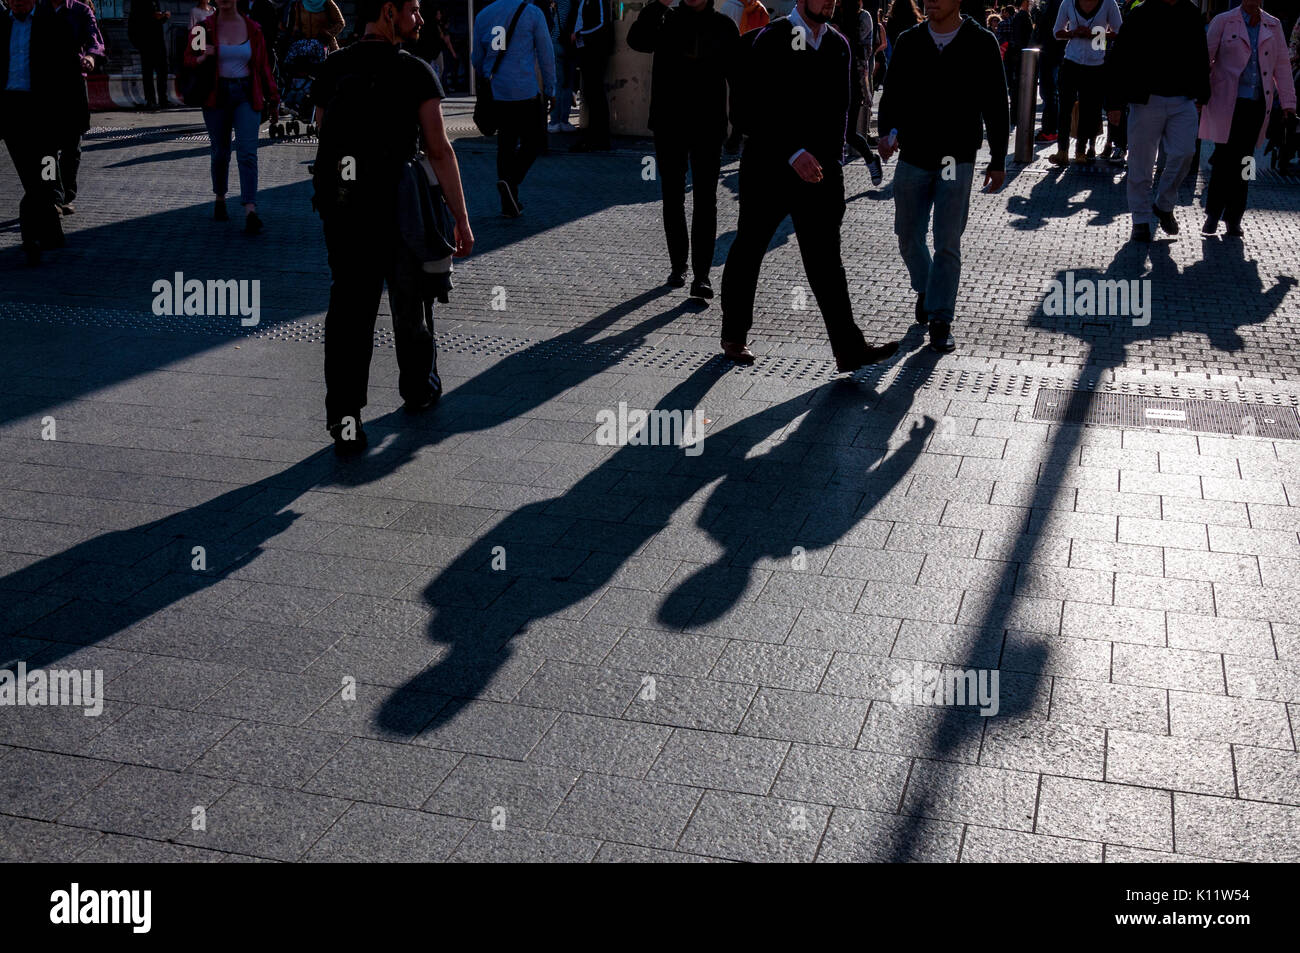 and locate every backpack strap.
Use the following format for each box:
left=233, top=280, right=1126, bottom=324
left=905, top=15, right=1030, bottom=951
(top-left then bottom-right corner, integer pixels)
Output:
left=486, top=2, right=530, bottom=80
